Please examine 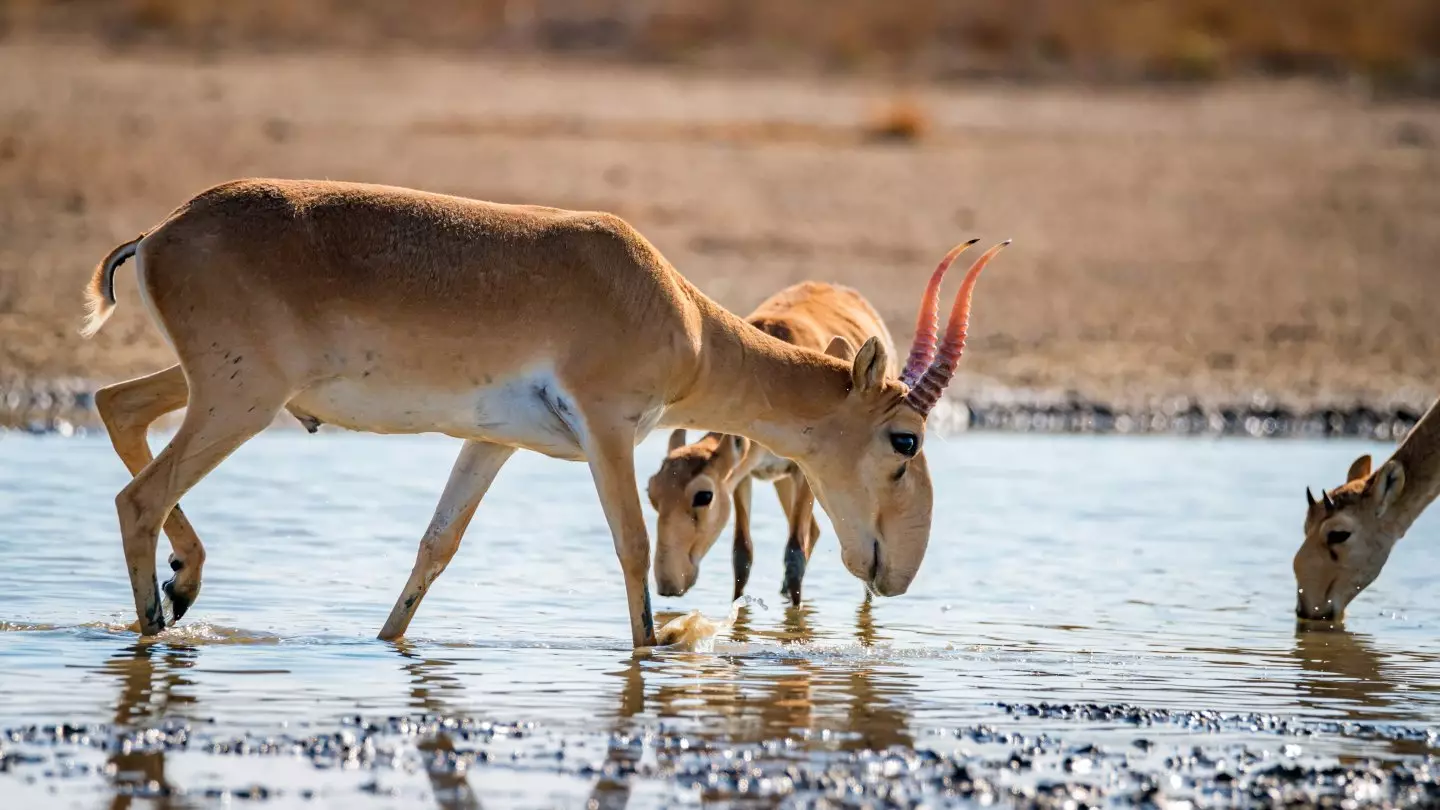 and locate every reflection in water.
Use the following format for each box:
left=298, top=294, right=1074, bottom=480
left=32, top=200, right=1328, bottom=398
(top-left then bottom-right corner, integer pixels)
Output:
left=1290, top=628, right=1440, bottom=758
left=99, top=643, right=200, bottom=810
left=600, top=599, right=913, bottom=754
left=854, top=596, right=882, bottom=648
left=780, top=603, right=817, bottom=645
left=392, top=643, right=483, bottom=810
left=1291, top=629, right=1394, bottom=720
left=727, top=606, right=753, bottom=645
left=845, top=599, right=911, bottom=750
left=589, top=652, right=651, bottom=810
